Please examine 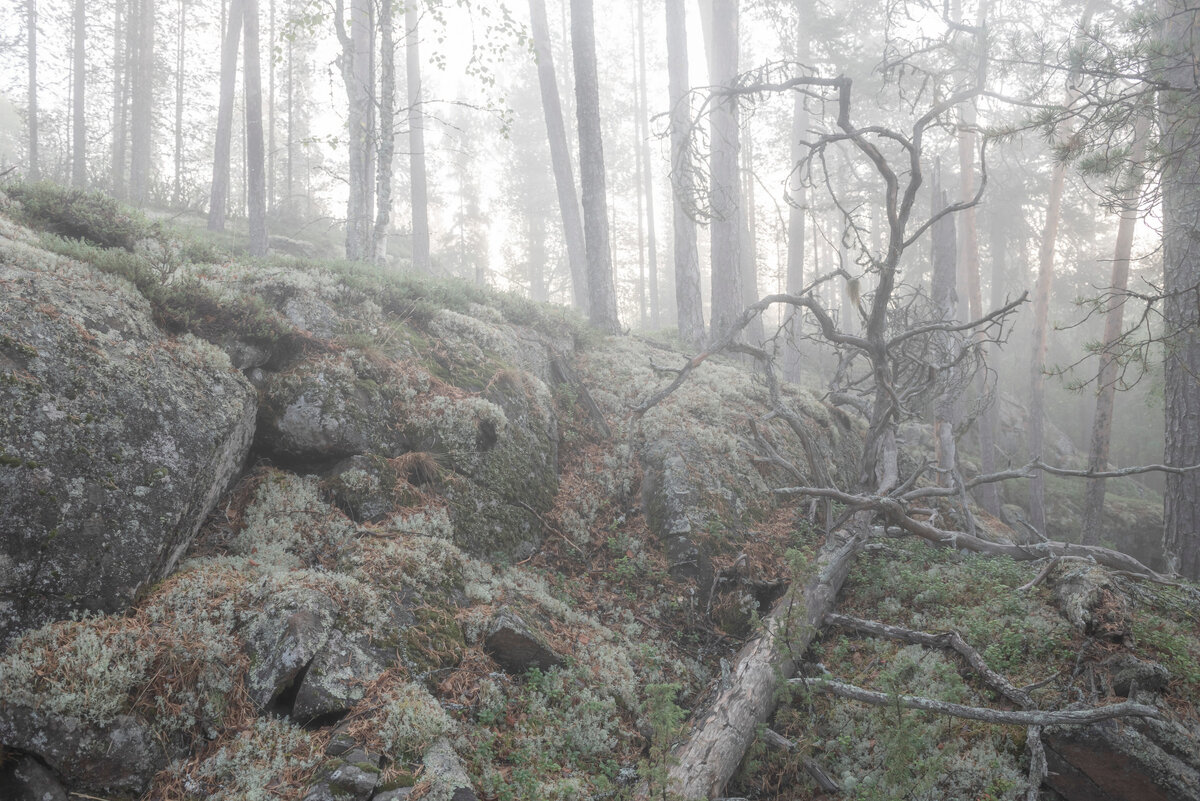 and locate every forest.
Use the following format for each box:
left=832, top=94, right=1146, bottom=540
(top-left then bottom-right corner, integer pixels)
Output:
left=2, top=0, right=1200, bottom=799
